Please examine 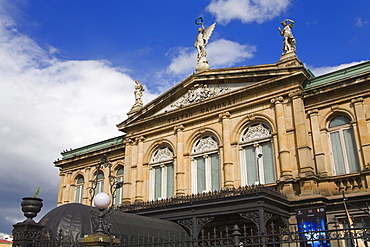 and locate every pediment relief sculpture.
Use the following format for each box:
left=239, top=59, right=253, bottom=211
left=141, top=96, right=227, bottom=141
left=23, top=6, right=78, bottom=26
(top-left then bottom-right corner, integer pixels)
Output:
left=193, top=136, right=218, bottom=154
left=171, top=84, right=230, bottom=109
left=151, top=146, right=174, bottom=163
left=241, top=123, right=271, bottom=142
